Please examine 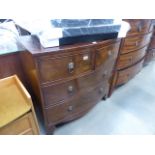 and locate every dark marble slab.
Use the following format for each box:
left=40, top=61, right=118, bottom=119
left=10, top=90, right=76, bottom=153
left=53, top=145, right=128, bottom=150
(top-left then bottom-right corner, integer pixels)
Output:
left=62, top=25, right=120, bottom=37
